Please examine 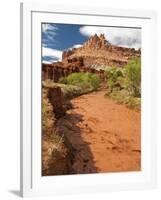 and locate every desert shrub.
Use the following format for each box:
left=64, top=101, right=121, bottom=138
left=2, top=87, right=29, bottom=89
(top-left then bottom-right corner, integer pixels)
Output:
left=42, top=130, right=69, bottom=175
left=60, top=84, right=83, bottom=98
left=105, top=59, right=141, bottom=110
left=124, top=58, right=141, bottom=97
left=107, top=89, right=141, bottom=111
left=126, top=96, right=141, bottom=110
left=59, top=72, right=101, bottom=92
left=47, top=132, right=65, bottom=157
left=106, top=67, right=124, bottom=92
left=43, top=80, right=84, bottom=99
left=42, top=88, right=55, bottom=133
left=59, top=77, right=68, bottom=84
left=108, top=89, right=129, bottom=104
